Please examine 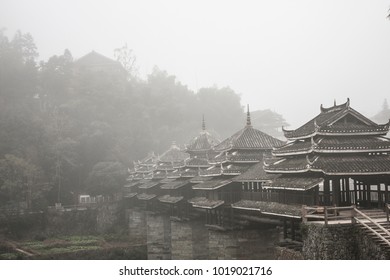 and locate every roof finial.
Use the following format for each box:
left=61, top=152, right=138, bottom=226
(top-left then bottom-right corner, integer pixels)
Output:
left=246, top=104, right=251, bottom=126
left=202, top=114, right=206, bottom=131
